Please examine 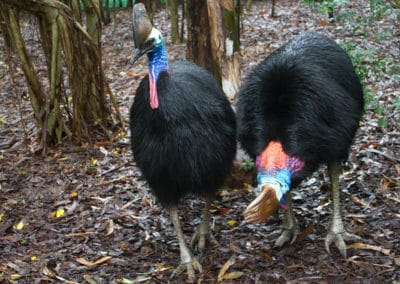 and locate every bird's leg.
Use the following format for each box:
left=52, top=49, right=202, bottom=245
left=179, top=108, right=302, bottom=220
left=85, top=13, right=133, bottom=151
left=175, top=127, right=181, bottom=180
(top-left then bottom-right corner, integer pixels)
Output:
left=325, top=161, right=361, bottom=258
left=167, top=205, right=202, bottom=282
left=275, top=192, right=299, bottom=247
left=191, top=195, right=218, bottom=256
